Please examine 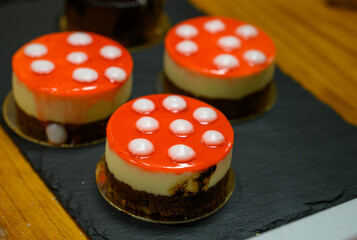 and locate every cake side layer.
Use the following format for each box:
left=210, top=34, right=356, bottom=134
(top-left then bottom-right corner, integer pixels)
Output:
left=12, top=74, right=132, bottom=123
left=163, top=51, right=275, bottom=99
left=163, top=73, right=276, bottom=119
left=105, top=141, right=232, bottom=196
left=104, top=160, right=230, bottom=221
